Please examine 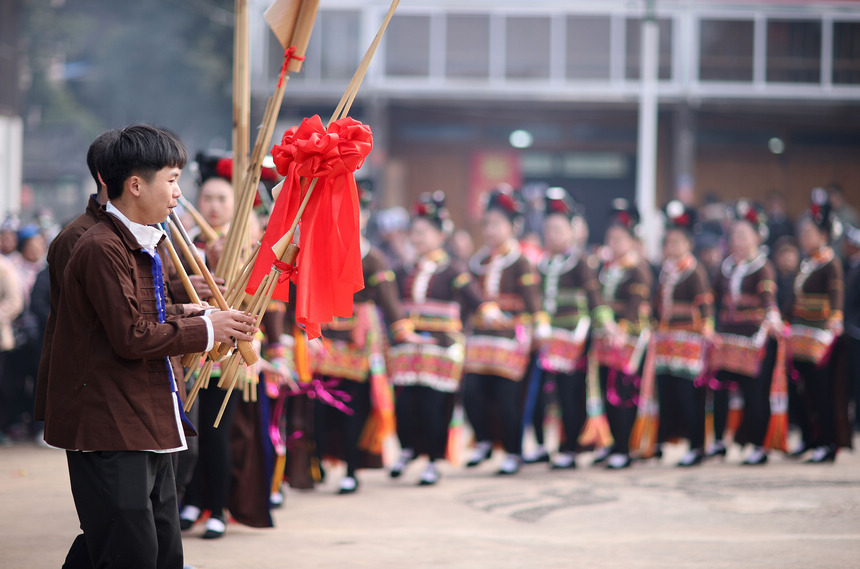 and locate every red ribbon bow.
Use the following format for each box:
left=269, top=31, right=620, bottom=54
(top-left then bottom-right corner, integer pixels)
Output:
left=277, top=46, right=306, bottom=89
left=247, top=115, right=372, bottom=339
